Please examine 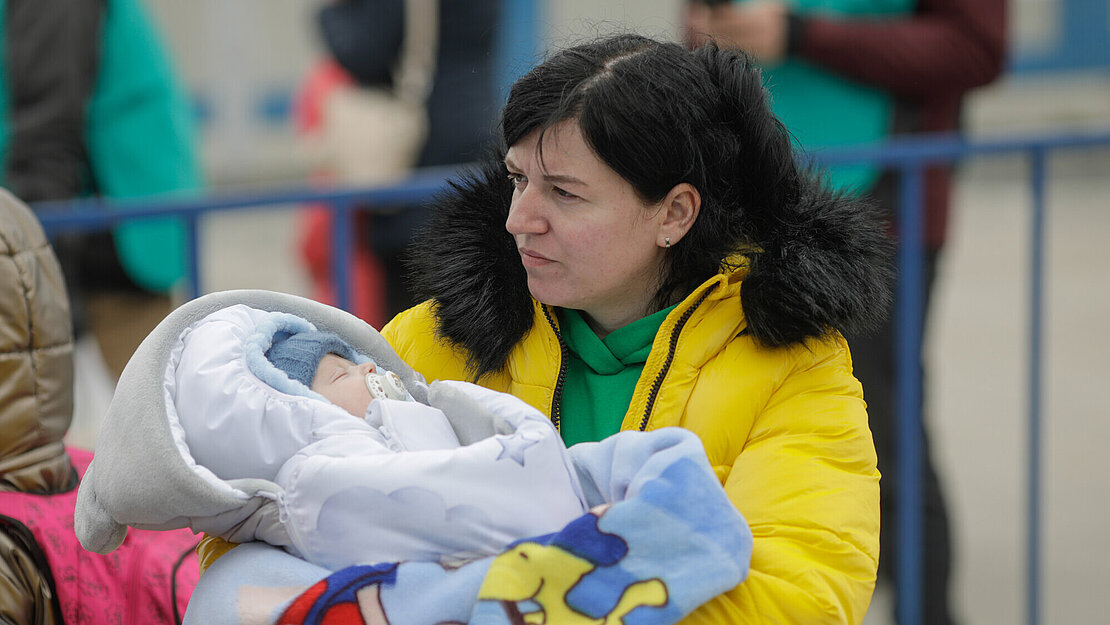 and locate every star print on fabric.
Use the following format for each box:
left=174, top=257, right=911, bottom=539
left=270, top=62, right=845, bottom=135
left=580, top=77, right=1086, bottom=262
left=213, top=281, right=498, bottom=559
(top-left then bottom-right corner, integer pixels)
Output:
left=496, top=432, right=541, bottom=466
